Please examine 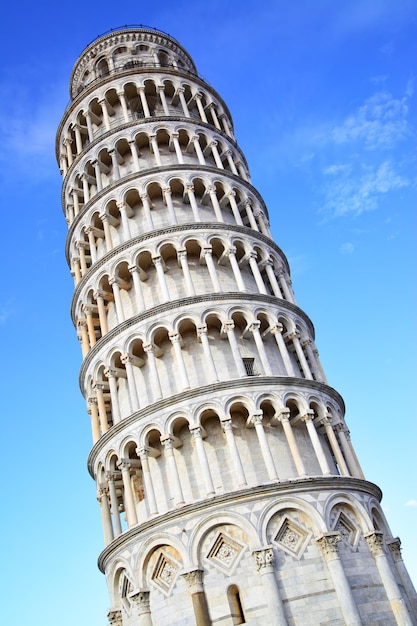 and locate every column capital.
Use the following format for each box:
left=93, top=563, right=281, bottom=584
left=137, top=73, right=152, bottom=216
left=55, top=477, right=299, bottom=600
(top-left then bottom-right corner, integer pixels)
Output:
left=220, top=417, right=233, bottom=432
left=250, top=412, right=263, bottom=426
left=93, top=289, right=104, bottom=301
left=277, top=408, right=291, bottom=422
left=98, top=486, right=109, bottom=501
left=364, top=531, right=385, bottom=557
left=386, top=537, right=402, bottom=561
left=181, top=569, right=204, bottom=593
left=120, top=352, right=132, bottom=365
left=197, top=324, right=208, bottom=337
left=152, top=254, right=163, bottom=266
left=163, top=186, right=172, bottom=195
left=130, top=589, right=151, bottom=614
left=136, top=445, right=150, bottom=459
left=334, top=422, right=349, bottom=435
left=104, top=366, right=117, bottom=379
left=249, top=321, right=261, bottom=332
left=316, top=532, right=340, bottom=560
left=270, top=322, right=284, bottom=335
left=201, top=246, right=213, bottom=257
left=186, top=183, right=195, bottom=193
left=169, top=331, right=182, bottom=344
left=107, top=609, right=122, bottom=626
left=222, top=320, right=235, bottom=333
left=189, top=425, right=202, bottom=439
left=300, top=410, right=315, bottom=423
left=118, top=461, right=132, bottom=472
left=301, top=338, right=312, bottom=348
left=227, top=246, right=237, bottom=256
left=160, top=435, right=174, bottom=450
left=252, top=546, right=274, bottom=571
